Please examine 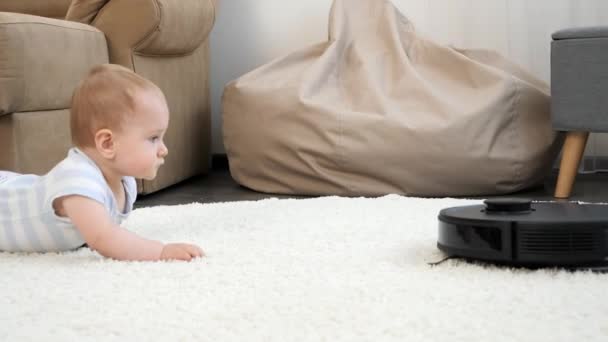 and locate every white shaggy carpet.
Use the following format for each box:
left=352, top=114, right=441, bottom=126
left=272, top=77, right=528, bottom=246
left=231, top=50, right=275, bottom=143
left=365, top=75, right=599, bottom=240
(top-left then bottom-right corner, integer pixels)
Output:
left=1, top=195, right=607, bottom=341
